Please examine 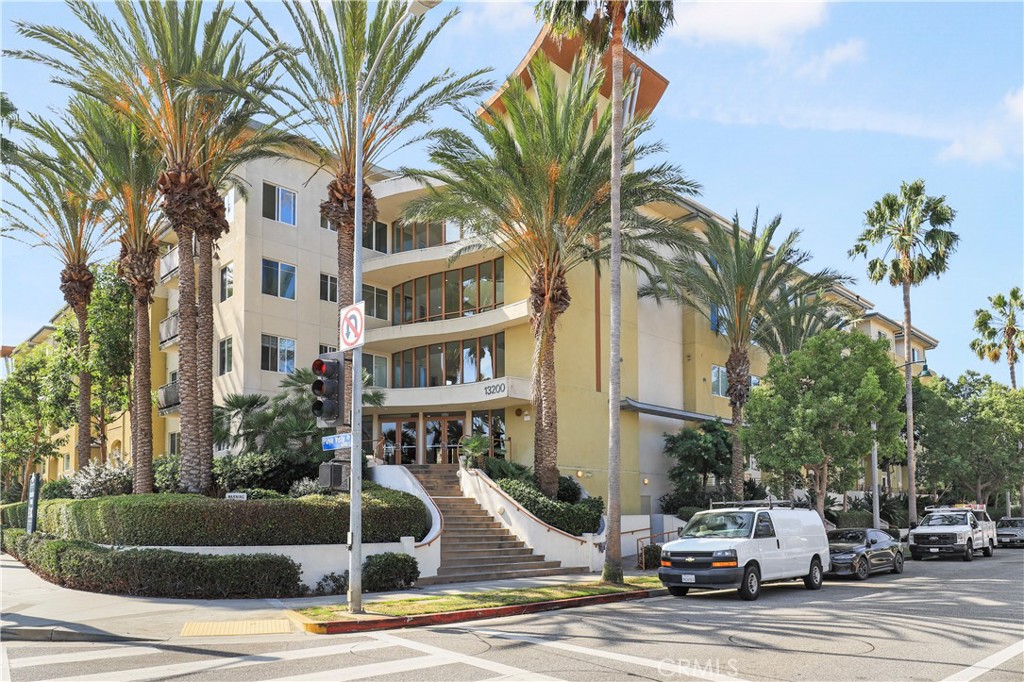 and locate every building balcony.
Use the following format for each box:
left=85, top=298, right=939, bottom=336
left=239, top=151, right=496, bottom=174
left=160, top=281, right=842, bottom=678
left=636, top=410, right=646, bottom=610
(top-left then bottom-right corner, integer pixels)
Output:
left=363, top=242, right=463, bottom=288
left=157, top=381, right=180, bottom=414
left=159, top=247, right=179, bottom=283
left=366, top=375, right=531, bottom=413
left=365, top=300, right=529, bottom=354
left=158, top=311, right=179, bottom=349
